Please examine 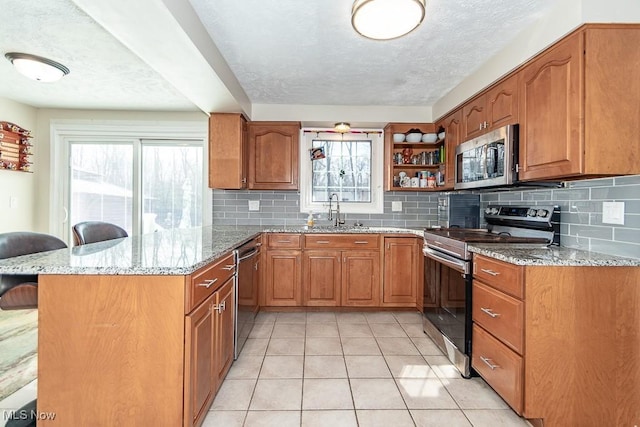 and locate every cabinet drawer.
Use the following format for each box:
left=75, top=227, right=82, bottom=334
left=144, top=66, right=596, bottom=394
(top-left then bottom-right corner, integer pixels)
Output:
left=472, top=282, right=523, bottom=354
left=473, top=255, right=524, bottom=298
left=472, top=324, right=523, bottom=414
left=189, top=252, right=235, bottom=311
left=267, top=233, right=302, bottom=249
left=304, top=234, right=379, bottom=249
